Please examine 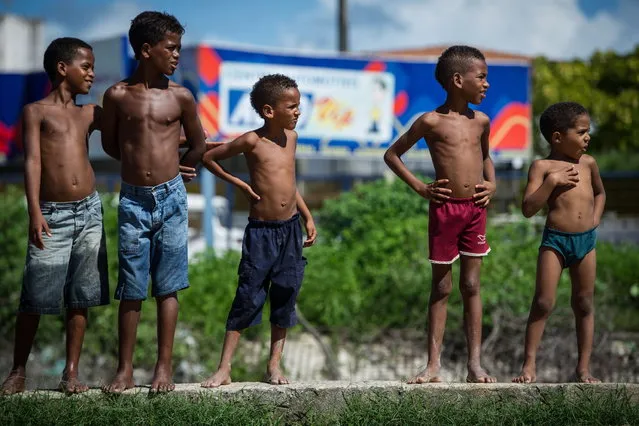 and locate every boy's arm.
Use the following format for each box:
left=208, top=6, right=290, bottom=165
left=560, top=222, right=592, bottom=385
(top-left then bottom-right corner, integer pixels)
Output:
left=89, top=104, right=102, bottom=134
left=201, top=133, right=260, bottom=201
left=521, top=160, right=578, bottom=217
left=22, top=104, right=50, bottom=249
left=101, top=87, right=120, bottom=160
left=295, top=190, right=317, bottom=247
left=590, top=156, right=606, bottom=227
left=178, top=88, right=206, bottom=168
left=383, top=113, right=451, bottom=202
left=474, top=118, right=497, bottom=207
